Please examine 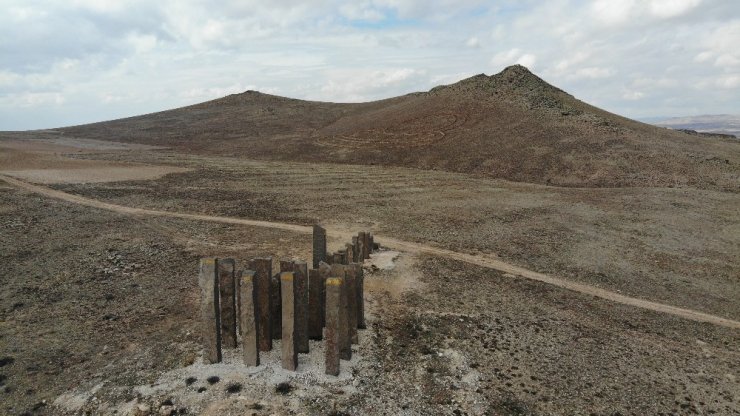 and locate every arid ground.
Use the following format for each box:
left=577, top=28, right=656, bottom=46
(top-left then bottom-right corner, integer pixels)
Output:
left=1, top=134, right=738, bottom=416
left=1, top=66, right=739, bottom=415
